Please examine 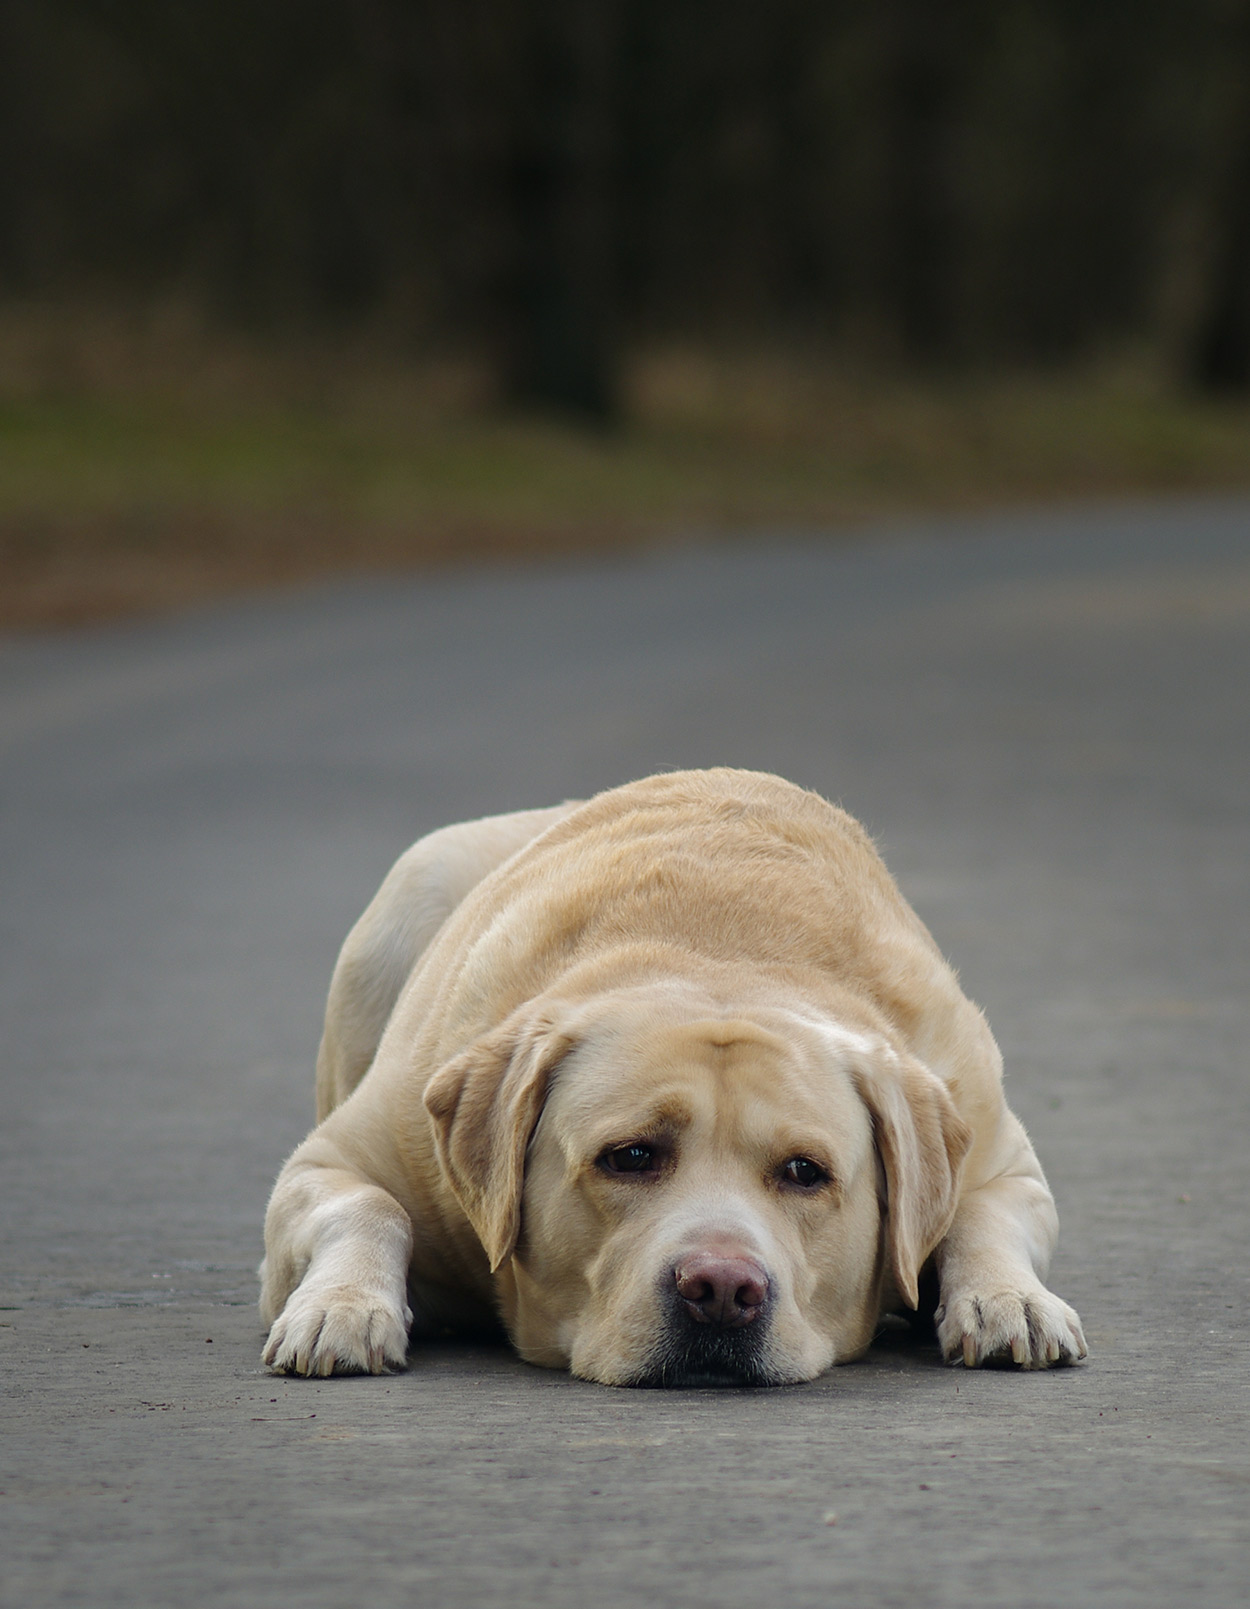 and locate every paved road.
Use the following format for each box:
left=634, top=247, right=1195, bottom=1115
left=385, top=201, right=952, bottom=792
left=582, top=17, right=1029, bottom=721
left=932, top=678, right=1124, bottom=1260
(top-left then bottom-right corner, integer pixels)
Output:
left=2, top=500, right=1248, bottom=1609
